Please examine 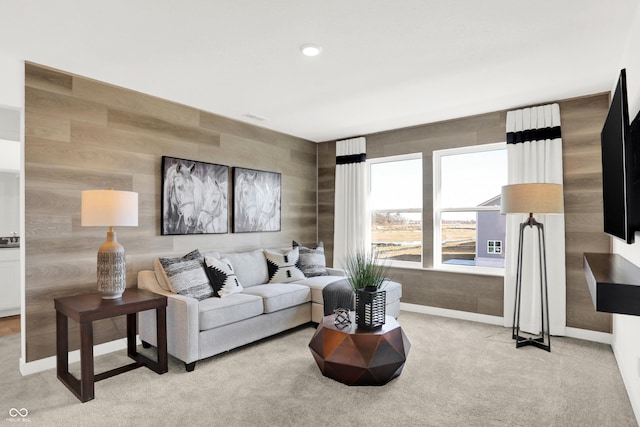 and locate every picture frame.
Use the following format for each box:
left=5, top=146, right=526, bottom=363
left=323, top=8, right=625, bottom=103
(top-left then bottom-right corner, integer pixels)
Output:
left=161, top=156, right=229, bottom=235
left=233, top=167, right=281, bottom=233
